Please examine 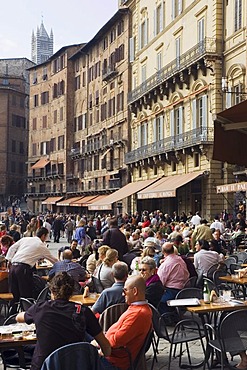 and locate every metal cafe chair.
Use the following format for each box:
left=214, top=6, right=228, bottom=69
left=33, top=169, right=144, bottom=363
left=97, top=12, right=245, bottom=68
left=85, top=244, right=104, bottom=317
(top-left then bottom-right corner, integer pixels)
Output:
left=203, top=309, right=247, bottom=370
left=149, top=303, right=206, bottom=370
